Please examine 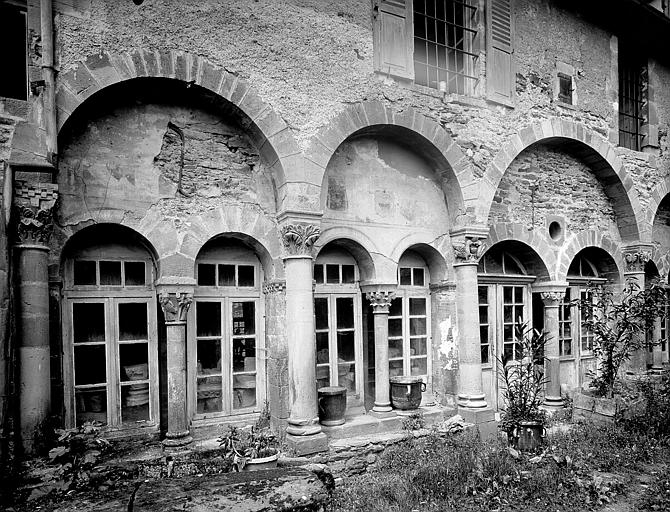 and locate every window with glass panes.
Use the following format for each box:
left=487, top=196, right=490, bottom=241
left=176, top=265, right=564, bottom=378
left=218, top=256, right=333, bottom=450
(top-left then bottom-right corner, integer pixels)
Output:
left=66, top=255, right=156, bottom=428
left=579, top=289, right=595, bottom=353
left=193, top=255, right=261, bottom=417
left=501, top=285, right=526, bottom=360
left=478, top=286, right=491, bottom=365
left=558, top=289, right=573, bottom=357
